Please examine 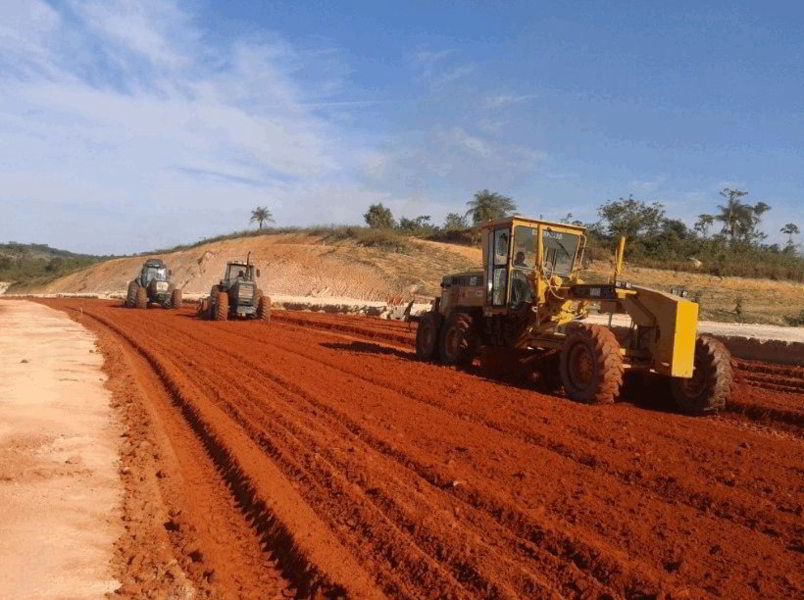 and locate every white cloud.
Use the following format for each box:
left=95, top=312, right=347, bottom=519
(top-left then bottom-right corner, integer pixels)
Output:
left=483, top=93, right=540, bottom=109
left=0, top=0, right=382, bottom=253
